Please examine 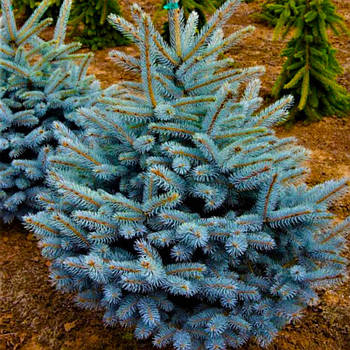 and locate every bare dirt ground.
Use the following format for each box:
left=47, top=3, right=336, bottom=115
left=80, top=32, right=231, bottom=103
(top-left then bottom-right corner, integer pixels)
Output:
left=1, top=0, right=350, bottom=349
